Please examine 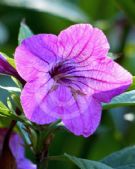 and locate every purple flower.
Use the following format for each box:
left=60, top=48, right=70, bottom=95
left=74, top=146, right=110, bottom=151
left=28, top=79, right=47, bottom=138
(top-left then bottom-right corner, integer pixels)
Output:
left=0, top=129, right=36, bottom=169
left=0, top=53, right=25, bottom=84
left=15, top=24, right=132, bottom=137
